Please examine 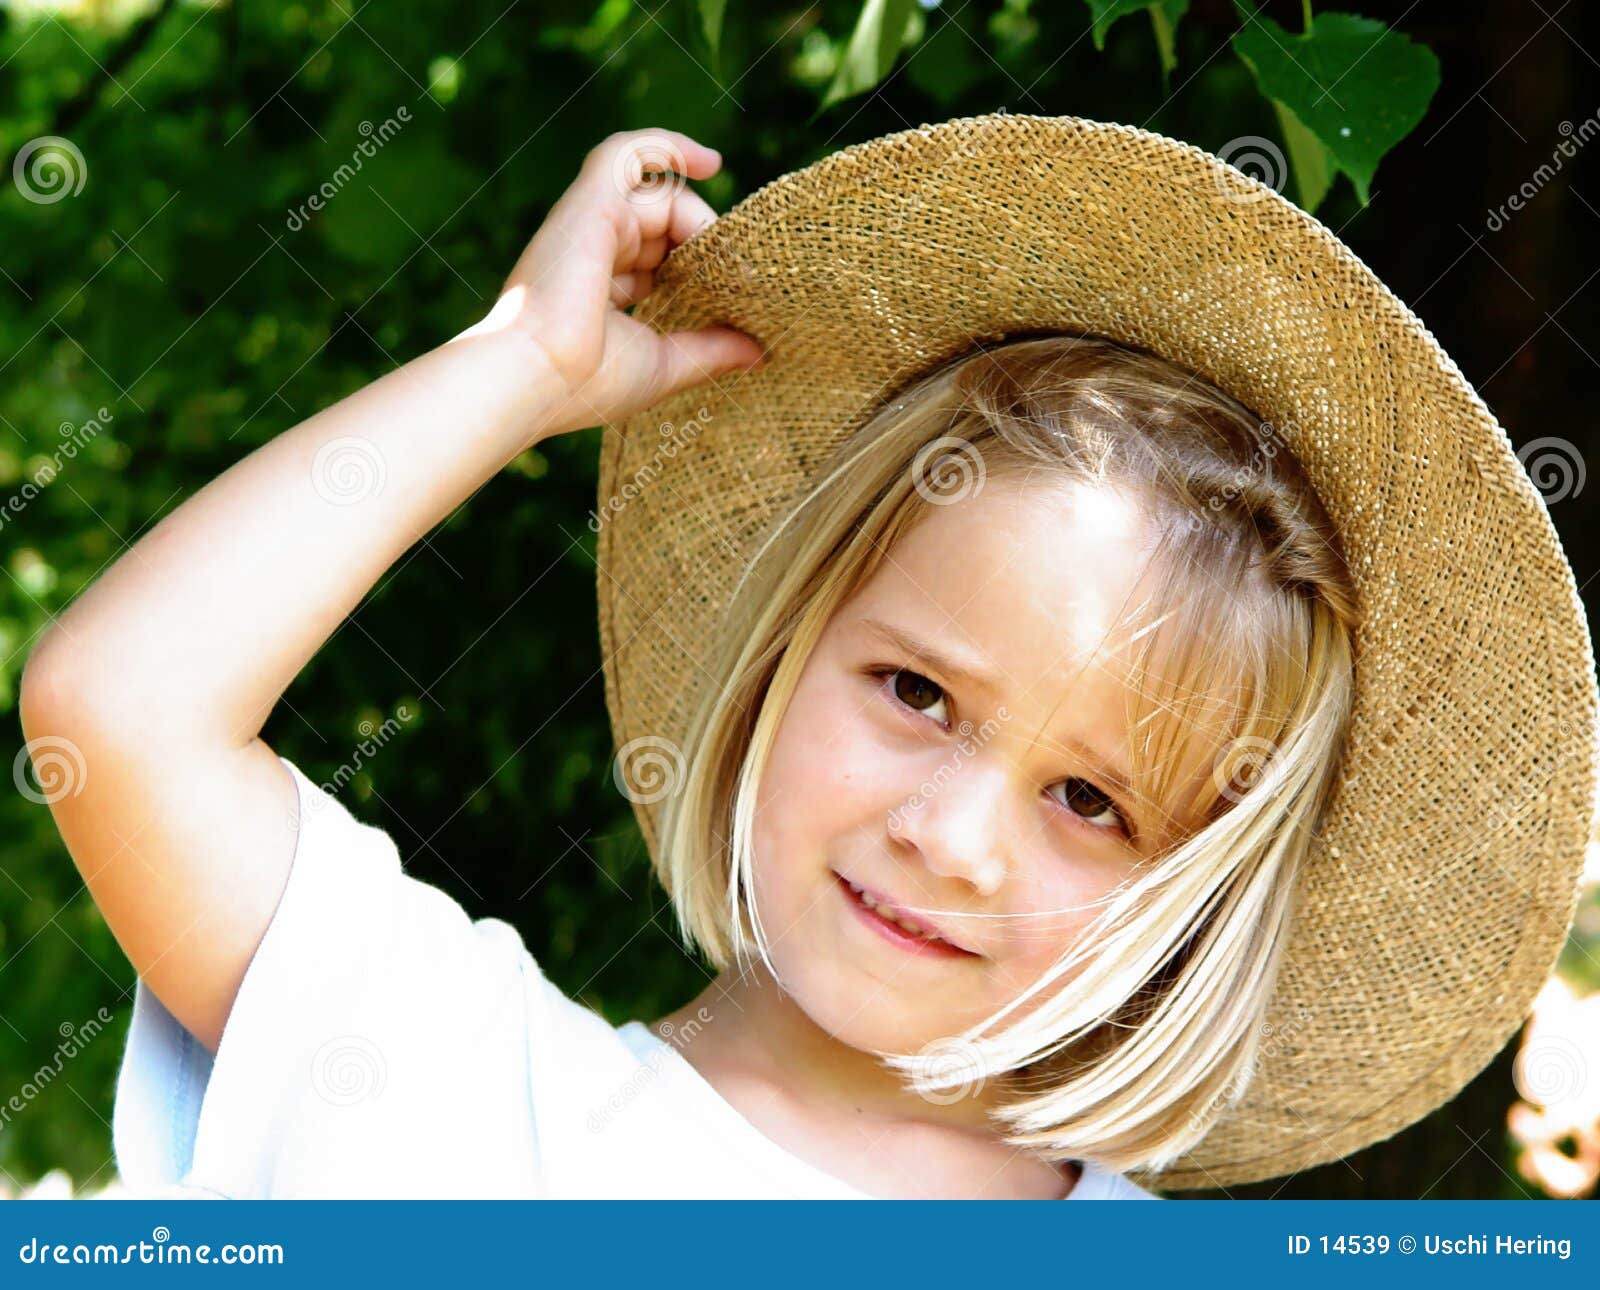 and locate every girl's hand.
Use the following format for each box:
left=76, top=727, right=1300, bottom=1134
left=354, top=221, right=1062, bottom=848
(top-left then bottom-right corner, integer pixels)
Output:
left=472, top=128, right=767, bottom=441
